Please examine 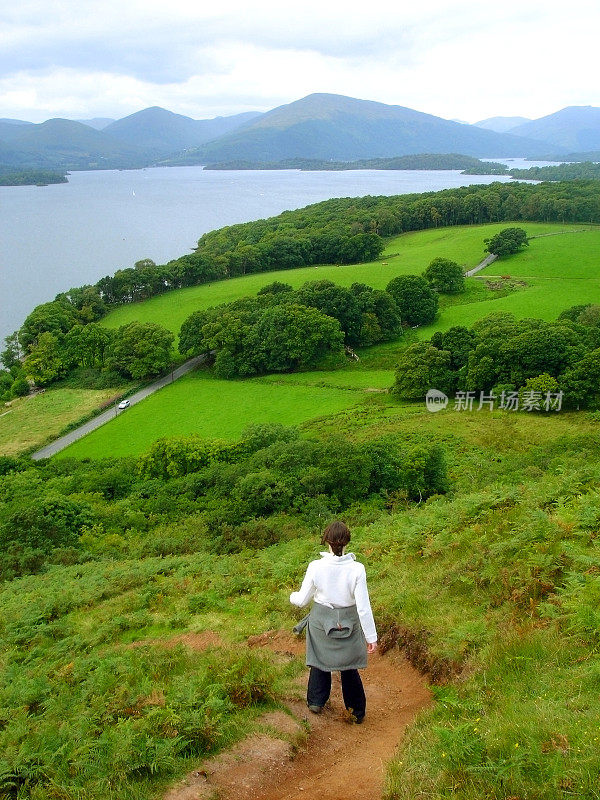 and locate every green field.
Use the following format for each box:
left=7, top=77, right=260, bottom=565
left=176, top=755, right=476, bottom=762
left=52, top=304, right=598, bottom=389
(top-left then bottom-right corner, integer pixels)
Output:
left=0, top=387, right=127, bottom=456
left=58, top=369, right=380, bottom=459
left=102, top=222, right=589, bottom=341
left=59, top=222, right=600, bottom=459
